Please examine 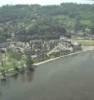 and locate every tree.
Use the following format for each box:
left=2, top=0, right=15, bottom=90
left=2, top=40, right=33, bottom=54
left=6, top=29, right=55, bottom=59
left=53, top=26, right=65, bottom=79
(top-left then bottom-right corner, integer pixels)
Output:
left=0, top=4, right=94, bottom=40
